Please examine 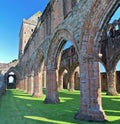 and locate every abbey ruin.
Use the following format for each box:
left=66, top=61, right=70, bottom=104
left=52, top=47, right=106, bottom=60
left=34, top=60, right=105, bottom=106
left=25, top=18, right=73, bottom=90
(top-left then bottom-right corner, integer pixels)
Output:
left=0, top=0, right=120, bottom=122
